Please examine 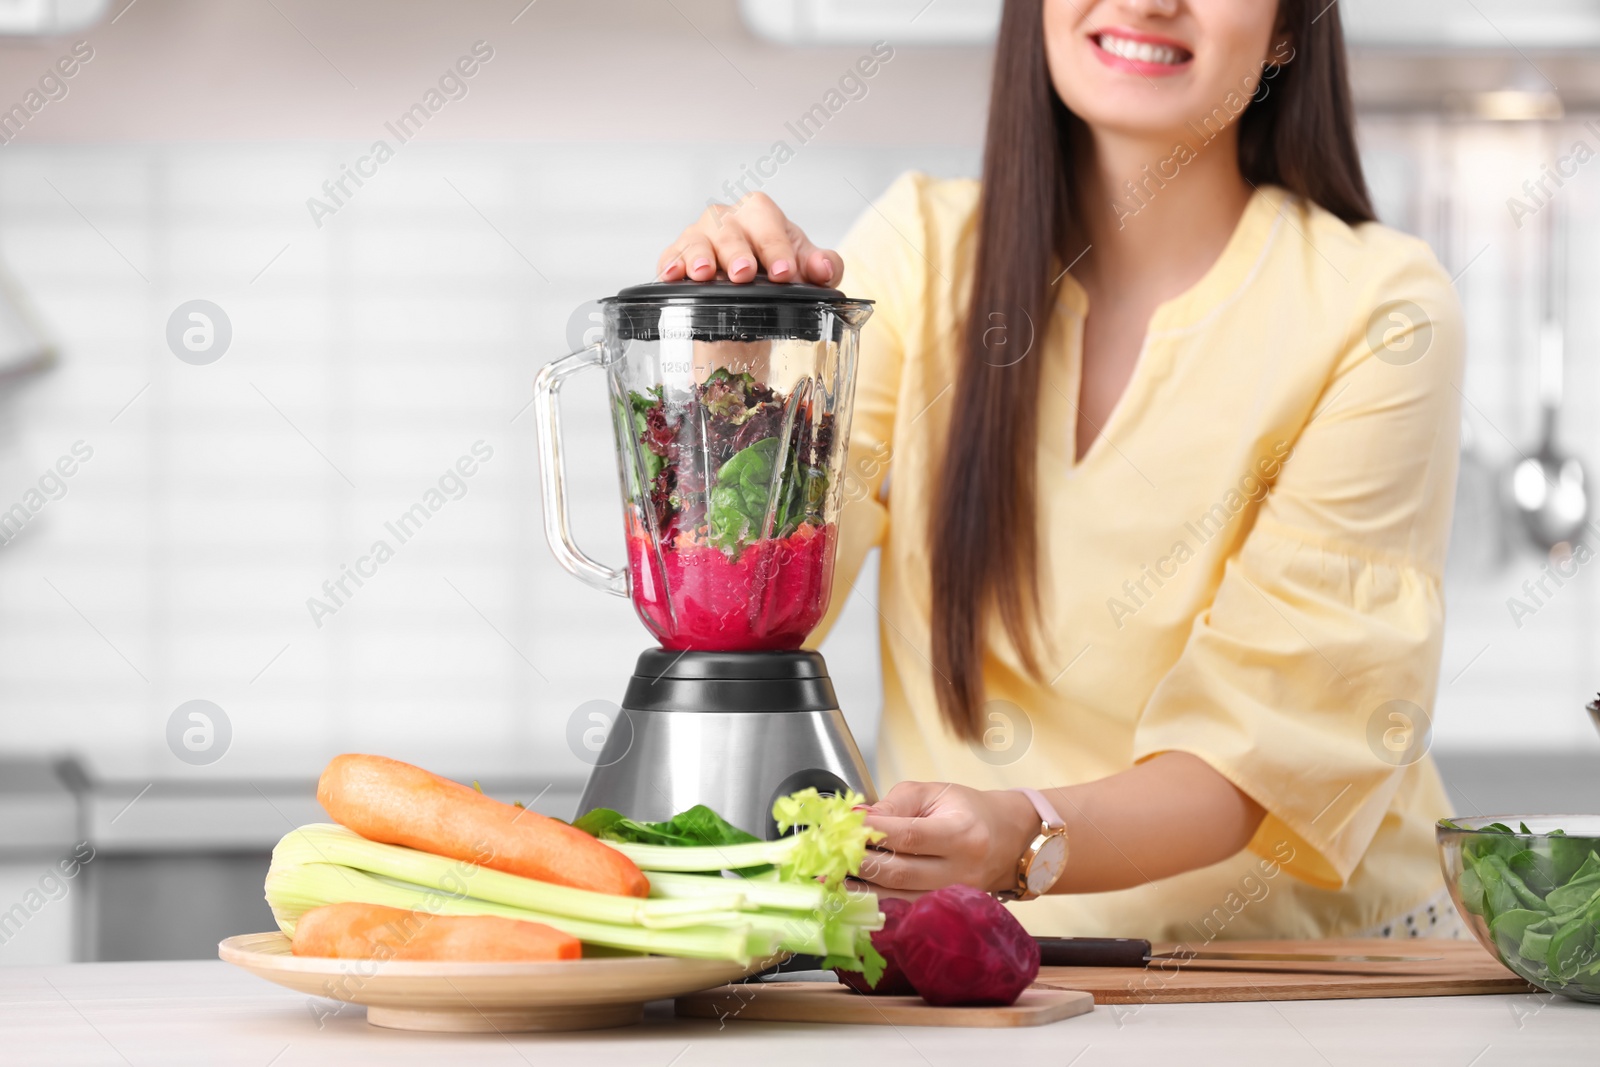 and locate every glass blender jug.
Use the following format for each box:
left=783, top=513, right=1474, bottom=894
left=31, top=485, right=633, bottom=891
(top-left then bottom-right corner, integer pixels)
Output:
left=533, top=276, right=876, bottom=836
